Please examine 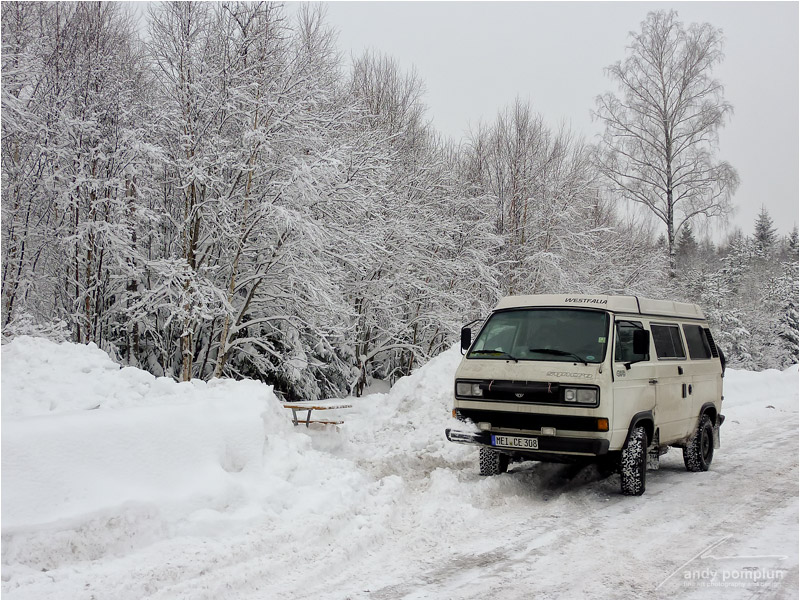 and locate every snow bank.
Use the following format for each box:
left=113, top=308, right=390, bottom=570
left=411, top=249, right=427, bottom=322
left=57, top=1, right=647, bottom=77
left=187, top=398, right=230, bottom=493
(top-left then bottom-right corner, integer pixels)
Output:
left=339, top=344, right=471, bottom=479
left=0, top=337, right=471, bottom=580
left=723, top=365, right=798, bottom=413
left=1, top=336, right=290, bottom=532
left=0, top=336, right=286, bottom=417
